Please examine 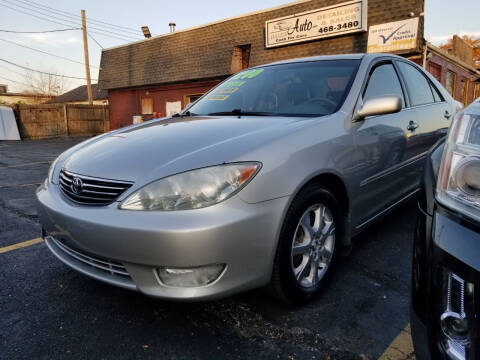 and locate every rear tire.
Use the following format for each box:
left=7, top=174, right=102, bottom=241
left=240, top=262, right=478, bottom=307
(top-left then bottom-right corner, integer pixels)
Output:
left=269, top=184, right=343, bottom=304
